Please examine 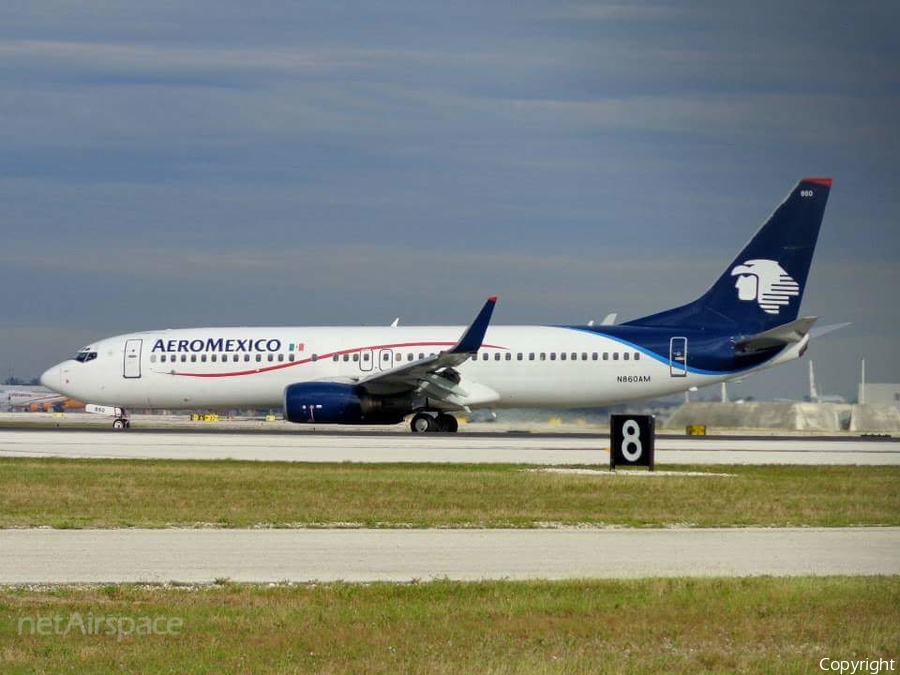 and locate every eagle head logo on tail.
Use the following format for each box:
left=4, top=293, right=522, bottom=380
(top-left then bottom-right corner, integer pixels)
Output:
left=730, top=259, right=800, bottom=315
